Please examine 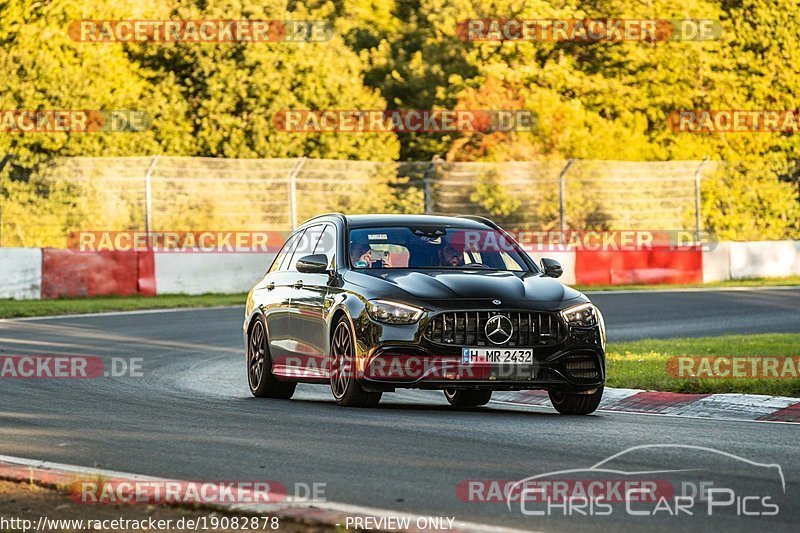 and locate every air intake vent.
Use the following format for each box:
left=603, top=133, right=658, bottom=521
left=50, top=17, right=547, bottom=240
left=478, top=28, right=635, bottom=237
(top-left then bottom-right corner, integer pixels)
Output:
left=564, top=353, right=601, bottom=380
left=424, top=311, right=566, bottom=347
